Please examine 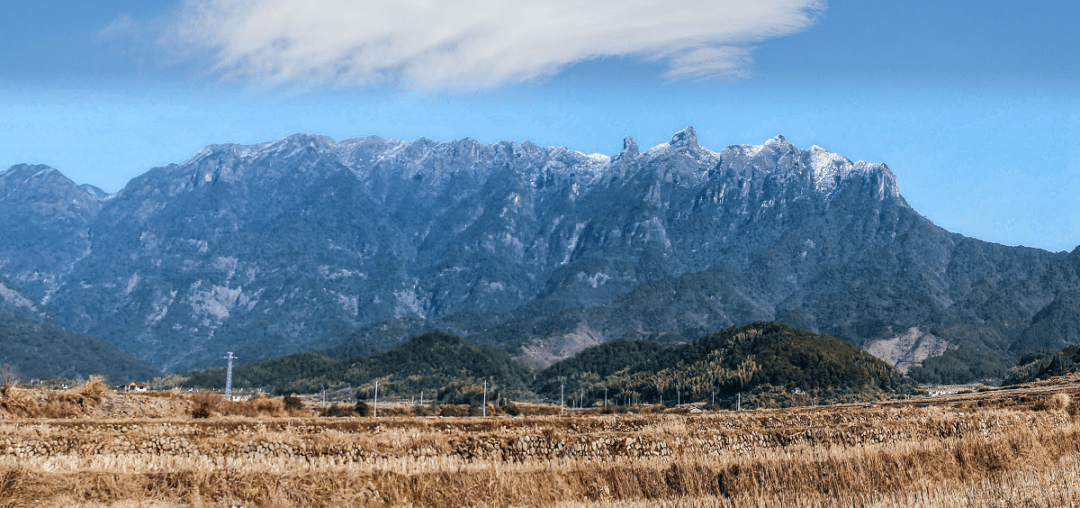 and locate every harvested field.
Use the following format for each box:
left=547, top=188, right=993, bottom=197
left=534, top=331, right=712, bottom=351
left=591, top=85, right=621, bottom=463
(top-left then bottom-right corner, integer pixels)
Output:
left=1, top=378, right=1079, bottom=506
